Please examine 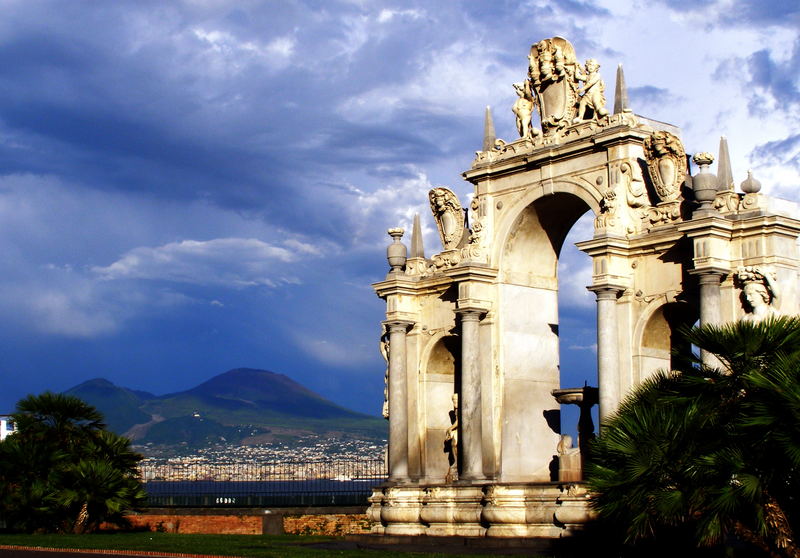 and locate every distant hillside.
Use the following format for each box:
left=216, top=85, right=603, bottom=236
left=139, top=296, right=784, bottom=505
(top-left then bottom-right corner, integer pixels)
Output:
left=64, top=368, right=386, bottom=448
left=66, top=378, right=154, bottom=434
